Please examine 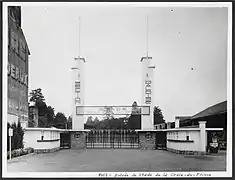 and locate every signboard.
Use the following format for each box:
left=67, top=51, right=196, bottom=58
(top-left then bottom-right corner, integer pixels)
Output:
left=9, top=128, right=13, bottom=136
left=76, top=106, right=150, bottom=115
